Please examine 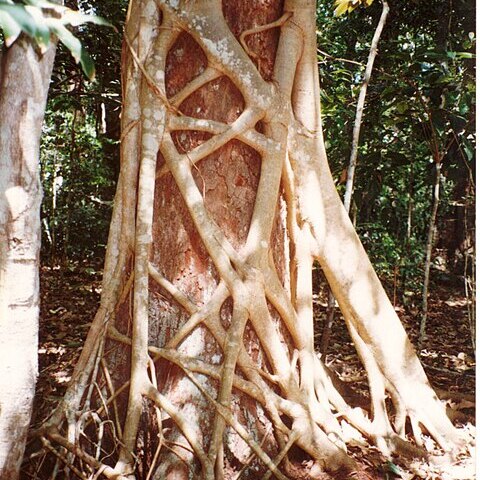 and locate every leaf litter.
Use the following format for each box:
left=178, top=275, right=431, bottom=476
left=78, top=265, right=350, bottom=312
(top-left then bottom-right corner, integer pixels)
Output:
left=28, top=264, right=475, bottom=479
